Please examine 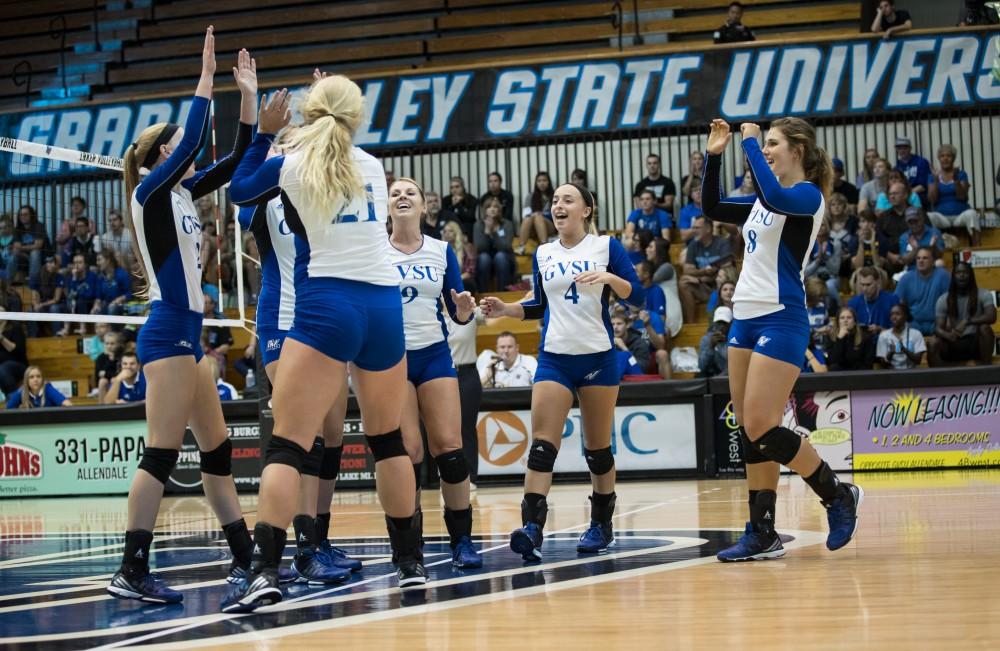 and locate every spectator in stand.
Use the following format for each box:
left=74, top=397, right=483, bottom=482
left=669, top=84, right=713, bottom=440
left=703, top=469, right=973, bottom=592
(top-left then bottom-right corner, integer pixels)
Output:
left=95, top=331, right=124, bottom=402
left=442, top=220, right=477, bottom=293
left=631, top=306, right=672, bottom=378
left=831, top=158, right=859, bottom=211
left=0, top=278, right=21, bottom=315
left=871, top=0, right=913, bottom=39
left=876, top=179, right=912, bottom=269
left=727, top=169, right=756, bottom=199
left=856, top=148, right=881, bottom=189
left=930, top=261, right=997, bottom=366
left=63, top=216, right=97, bottom=267
left=55, top=196, right=95, bottom=249
left=474, top=196, right=516, bottom=292
left=517, top=172, right=555, bottom=253
left=678, top=185, right=704, bottom=242
left=612, top=313, right=651, bottom=374
left=0, top=215, right=18, bottom=283
left=571, top=169, right=598, bottom=225
left=679, top=215, right=733, bottom=322
left=706, top=266, right=738, bottom=314
left=895, top=247, right=951, bottom=336
left=714, top=1, right=755, bottom=43
left=698, top=306, right=732, bottom=377
left=91, top=250, right=131, bottom=317
left=801, top=332, right=829, bottom=373
left=103, top=351, right=146, bottom=404
left=875, top=171, right=922, bottom=215
left=848, top=266, right=899, bottom=333
left=6, top=366, right=71, bottom=409
left=621, top=228, right=649, bottom=265
left=858, top=158, right=891, bottom=216
left=828, top=193, right=856, bottom=280
left=851, top=212, right=887, bottom=282
left=441, top=176, right=479, bottom=240
left=208, top=355, right=240, bottom=401
left=626, top=189, right=672, bottom=241
left=927, top=144, right=982, bottom=246
left=959, top=0, right=1000, bottom=25
left=14, top=204, right=48, bottom=287
left=805, top=218, right=842, bottom=298
left=826, top=306, right=876, bottom=371
left=0, top=308, right=28, bottom=395
left=479, top=331, right=537, bottom=388
left=219, top=219, right=238, bottom=300
left=86, top=322, right=110, bottom=361
left=633, top=154, right=677, bottom=213
left=421, top=191, right=446, bottom=239
left=806, top=277, right=835, bottom=351
left=877, top=303, right=925, bottom=369
left=202, top=294, right=234, bottom=362
left=200, top=220, right=220, bottom=304
left=60, top=253, right=98, bottom=336
left=894, top=137, right=932, bottom=208
left=97, top=209, right=134, bottom=270
left=635, top=260, right=667, bottom=318
left=479, top=171, right=515, bottom=223
left=680, top=151, right=704, bottom=205
left=33, top=256, right=67, bottom=337
left=196, top=194, right=216, bottom=224
left=895, top=207, right=943, bottom=271
left=646, top=237, right=674, bottom=284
